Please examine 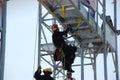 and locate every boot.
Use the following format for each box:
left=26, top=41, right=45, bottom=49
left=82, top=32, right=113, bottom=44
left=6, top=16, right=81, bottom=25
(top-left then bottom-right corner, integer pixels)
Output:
left=67, top=68, right=75, bottom=73
left=66, top=63, right=75, bottom=73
